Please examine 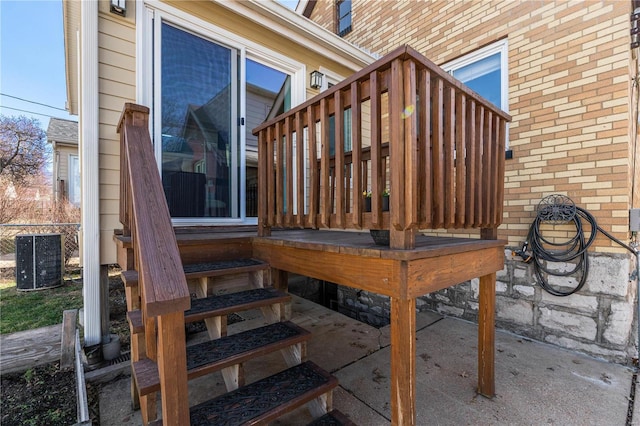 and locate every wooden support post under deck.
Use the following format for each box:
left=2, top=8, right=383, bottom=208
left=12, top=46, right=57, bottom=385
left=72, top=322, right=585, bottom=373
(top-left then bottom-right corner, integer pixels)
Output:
left=478, top=271, right=496, bottom=397
left=390, top=297, right=416, bottom=426
left=478, top=227, right=497, bottom=397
